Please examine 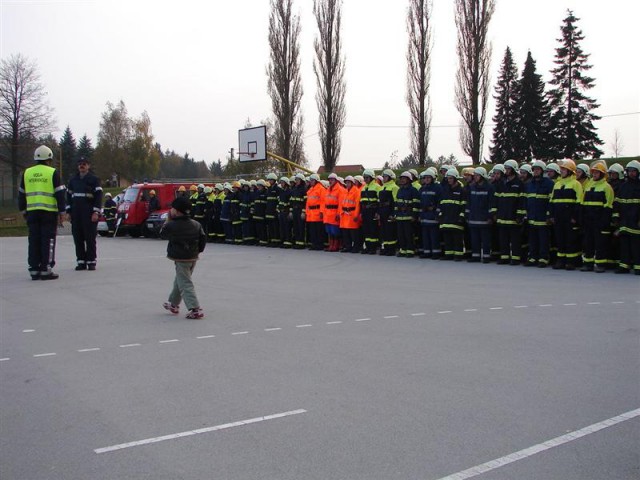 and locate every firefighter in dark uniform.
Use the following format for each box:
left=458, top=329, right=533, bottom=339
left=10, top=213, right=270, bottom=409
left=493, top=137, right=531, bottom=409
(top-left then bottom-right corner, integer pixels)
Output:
left=394, top=171, right=420, bottom=257
left=253, top=180, right=269, bottom=246
left=103, top=192, right=118, bottom=236
left=378, top=169, right=399, bottom=256
left=18, top=145, right=66, bottom=280
left=265, top=173, right=280, bottom=246
left=66, top=157, right=103, bottom=270
left=524, top=160, right=554, bottom=267
left=290, top=173, right=307, bottom=249
left=360, top=169, right=381, bottom=254
left=581, top=161, right=614, bottom=273
left=613, top=160, right=640, bottom=274
left=549, top=159, right=583, bottom=270
left=495, top=159, right=525, bottom=265
left=277, top=176, right=293, bottom=248
left=418, top=168, right=442, bottom=259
